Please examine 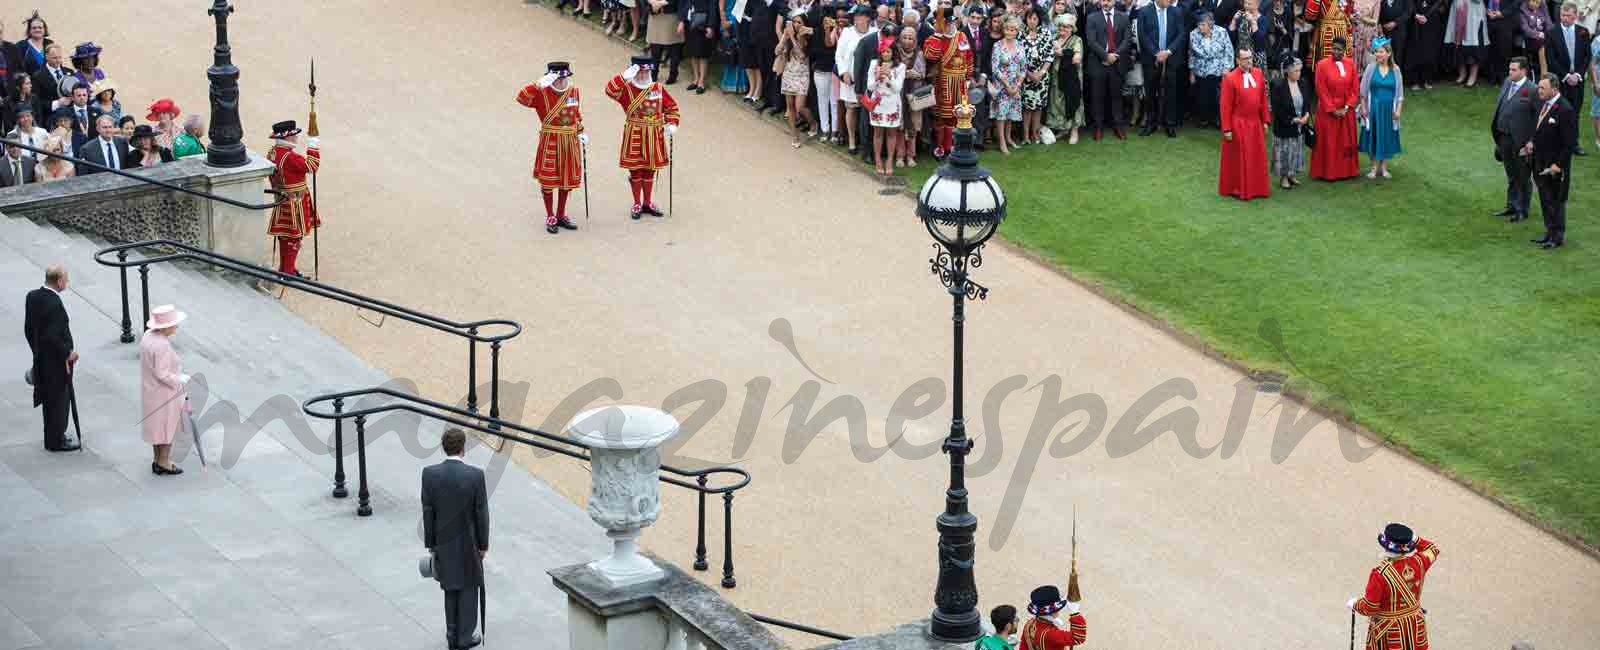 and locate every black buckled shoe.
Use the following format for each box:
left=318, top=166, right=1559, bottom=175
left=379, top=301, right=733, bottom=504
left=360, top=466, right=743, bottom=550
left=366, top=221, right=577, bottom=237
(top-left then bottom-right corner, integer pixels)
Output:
left=642, top=203, right=664, bottom=217
left=557, top=217, right=578, bottom=230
